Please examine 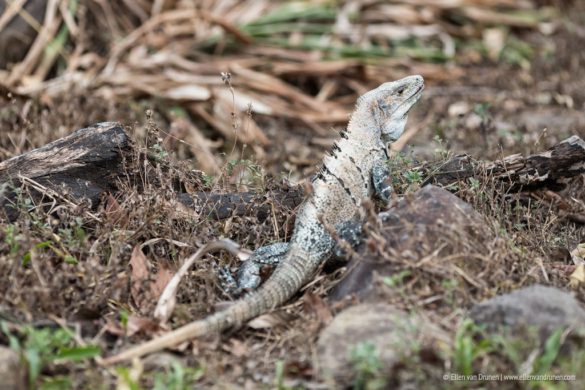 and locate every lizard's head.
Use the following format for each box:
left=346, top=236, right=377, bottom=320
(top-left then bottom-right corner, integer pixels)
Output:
left=358, top=75, right=424, bottom=145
